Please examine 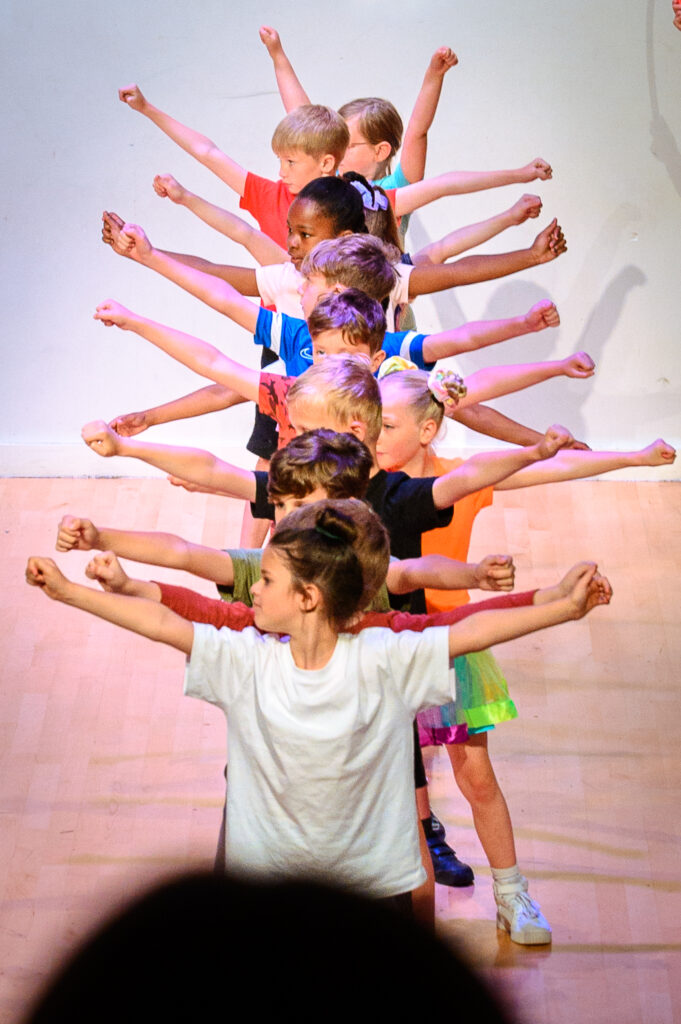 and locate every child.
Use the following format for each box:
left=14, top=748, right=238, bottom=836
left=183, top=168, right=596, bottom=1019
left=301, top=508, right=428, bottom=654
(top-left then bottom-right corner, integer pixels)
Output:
left=375, top=366, right=676, bottom=940
left=26, top=501, right=612, bottom=902
left=259, top=27, right=457, bottom=187
left=91, top=296, right=591, bottom=453
left=118, top=81, right=552, bottom=247
left=118, top=84, right=348, bottom=248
